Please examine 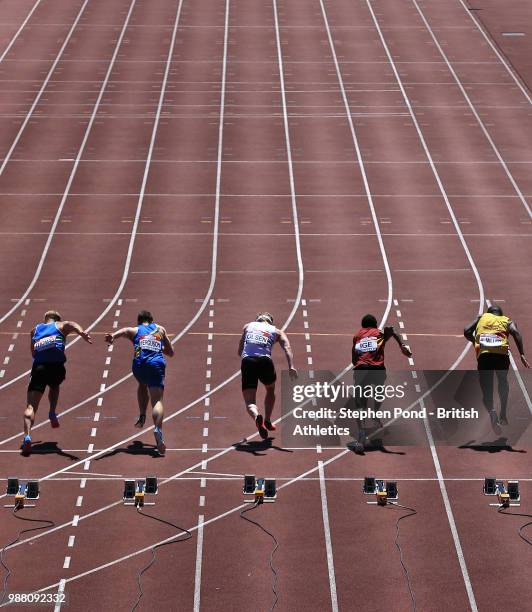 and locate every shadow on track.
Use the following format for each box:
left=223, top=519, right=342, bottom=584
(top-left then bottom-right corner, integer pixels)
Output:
left=459, top=438, right=527, bottom=454
left=232, top=438, right=294, bottom=456
left=94, top=440, right=161, bottom=460
left=347, top=439, right=406, bottom=456
left=21, top=441, right=79, bottom=461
